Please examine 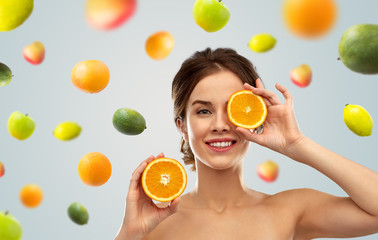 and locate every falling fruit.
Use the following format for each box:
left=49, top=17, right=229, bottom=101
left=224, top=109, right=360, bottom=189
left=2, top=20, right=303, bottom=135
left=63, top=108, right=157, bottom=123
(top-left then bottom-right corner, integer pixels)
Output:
left=0, top=63, right=12, bottom=87
left=0, top=211, right=23, bottom=240
left=67, top=202, right=89, bottom=225
left=112, top=108, right=146, bottom=135
left=53, top=122, right=82, bottom=141
left=282, top=0, right=337, bottom=38
left=257, top=160, right=279, bottom=182
left=7, top=111, right=36, bottom=140
left=0, top=0, right=33, bottom=31
left=23, top=41, right=45, bottom=65
left=78, top=152, right=112, bottom=187
left=192, top=0, right=230, bottom=32
left=343, top=104, right=373, bottom=137
left=85, top=0, right=137, bottom=30
left=338, top=24, right=378, bottom=75
left=71, top=60, right=110, bottom=93
left=19, top=184, right=43, bottom=208
left=248, top=33, right=277, bottom=53
left=145, top=31, right=175, bottom=60
left=290, top=64, right=312, bottom=88
left=0, top=162, right=4, bottom=178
